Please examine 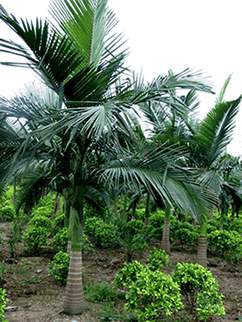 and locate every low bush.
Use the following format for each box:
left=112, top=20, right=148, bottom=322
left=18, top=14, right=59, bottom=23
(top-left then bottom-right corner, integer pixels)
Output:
left=173, top=262, right=225, bottom=321
left=0, top=205, right=15, bottom=222
left=28, top=214, right=52, bottom=228
left=85, top=281, right=117, bottom=303
left=0, top=288, right=8, bottom=322
left=51, top=212, right=65, bottom=235
left=48, top=251, right=69, bottom=285
left=118, top=267, right=183, bottom=321
left=51, top=227, right=68, bottom=252
left=85, top=217, right=119, bottom=249
left=208, top=230, right=242, bottom=263
left=115, top=261, right=146, bottom=288
left=23, top=225, right=50, bottom=253
left=147, top=210, right=164, bottom=238
left=147, top=248, right=169, bottom=271
left=23, top=213, right=52, bottom=253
